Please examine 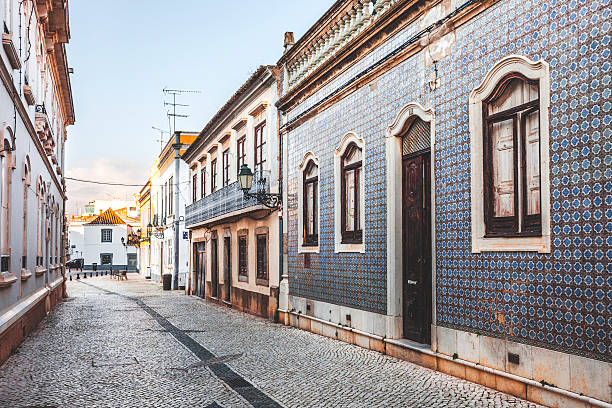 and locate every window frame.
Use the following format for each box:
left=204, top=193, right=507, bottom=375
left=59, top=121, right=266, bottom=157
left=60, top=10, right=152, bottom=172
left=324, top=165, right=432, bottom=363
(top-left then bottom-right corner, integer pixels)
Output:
left=211, top=158, right=217, bottom=192
left=236, top=135, right=246, bottom=175
left=101, top=228, right=112, bottom=243
left=483, top=73, right=541, bottom=238
left=200, top=167, right=206, bottom=198
left=222, top=148, right=230, bottom=187
left=255, top=233, right=268, bottom=285
left=192, top=172, right=198, bottom=203
left=468, top=55, right=551, bottom=253
left=340, top=142, right=363, bottom=244
left=303, top=160, right=319, bottom=247
left=238, top=231, right=248, bottom=282
left=254, top=121, right=266, bottom=172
